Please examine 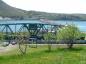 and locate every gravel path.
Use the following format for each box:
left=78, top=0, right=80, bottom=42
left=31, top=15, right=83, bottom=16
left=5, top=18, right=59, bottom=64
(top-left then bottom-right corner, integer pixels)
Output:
left=0, top=44, right=17, bottom=53
left=0, top=44, right=86, bottom=53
